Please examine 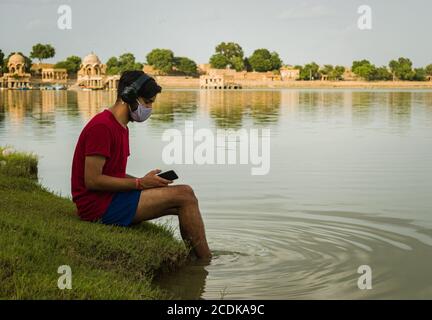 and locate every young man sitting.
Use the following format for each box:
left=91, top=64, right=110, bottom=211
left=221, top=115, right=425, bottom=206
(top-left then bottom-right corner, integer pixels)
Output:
left=71, top=70, right=211, bottom=259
